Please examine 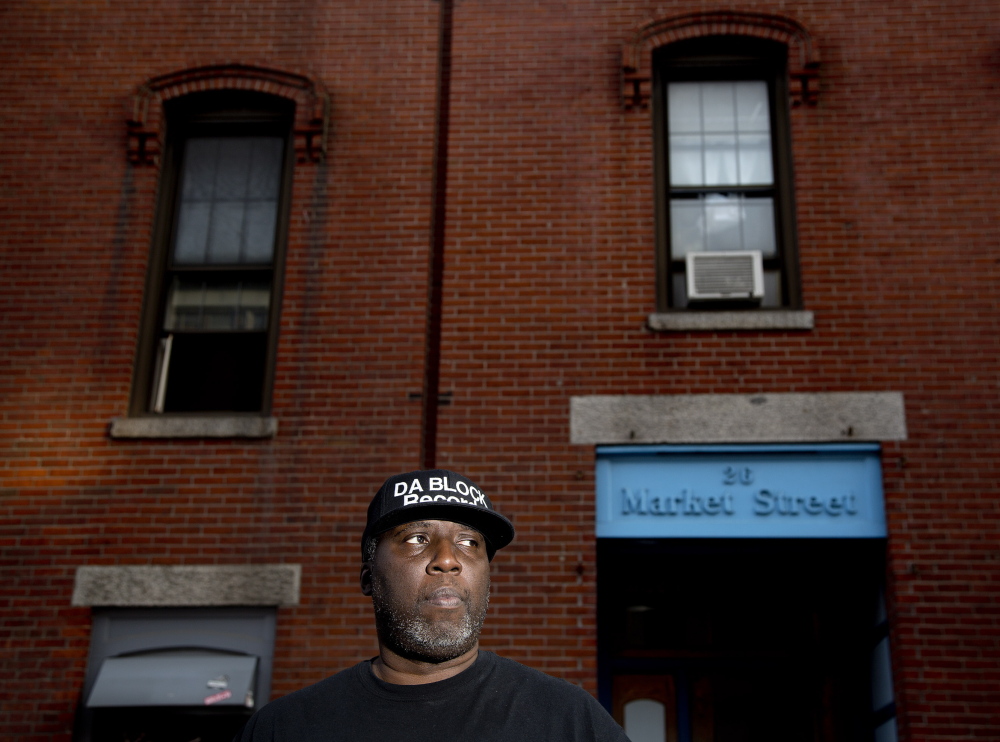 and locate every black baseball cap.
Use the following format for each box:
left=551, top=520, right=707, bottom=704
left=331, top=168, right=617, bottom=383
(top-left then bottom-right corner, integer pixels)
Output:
left=362, top=469, right=515, bottom=561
